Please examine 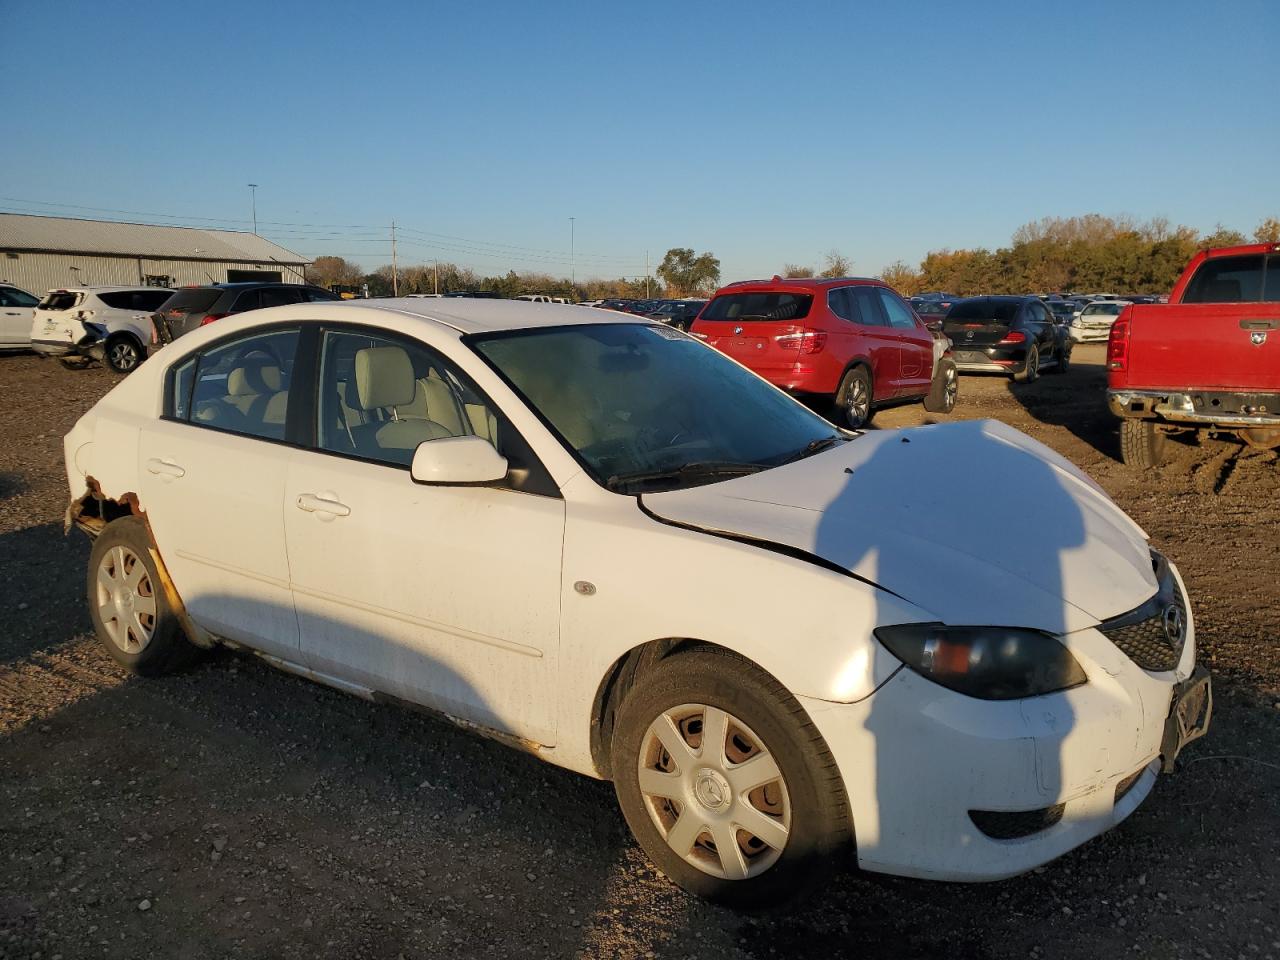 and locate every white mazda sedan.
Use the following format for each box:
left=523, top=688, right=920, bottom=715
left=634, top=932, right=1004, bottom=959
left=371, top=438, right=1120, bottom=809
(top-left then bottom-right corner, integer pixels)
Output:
left=63, top=299, right=1210, bottom=904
